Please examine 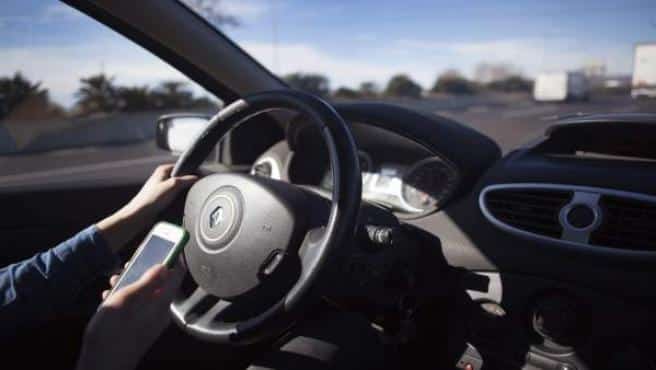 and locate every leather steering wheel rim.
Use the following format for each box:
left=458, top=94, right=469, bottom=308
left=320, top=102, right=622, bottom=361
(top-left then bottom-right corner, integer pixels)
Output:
left=169, top=90, right=361, bottom=344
